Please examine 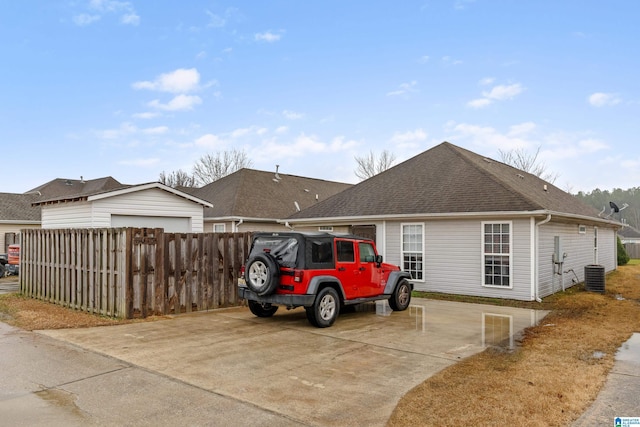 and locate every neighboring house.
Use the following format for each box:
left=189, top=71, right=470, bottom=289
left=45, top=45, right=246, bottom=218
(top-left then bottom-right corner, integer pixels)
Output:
left=0, top=177, right=124, bottom=252
left=286, top=142, right=621, bottom=301
left=185, top=168, right=352, bottom=233
left=618, top=225, right=640, bottom=244
left=0, top=193, right=41, bottom=252
left=33, top=182, right=212, bottom=232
